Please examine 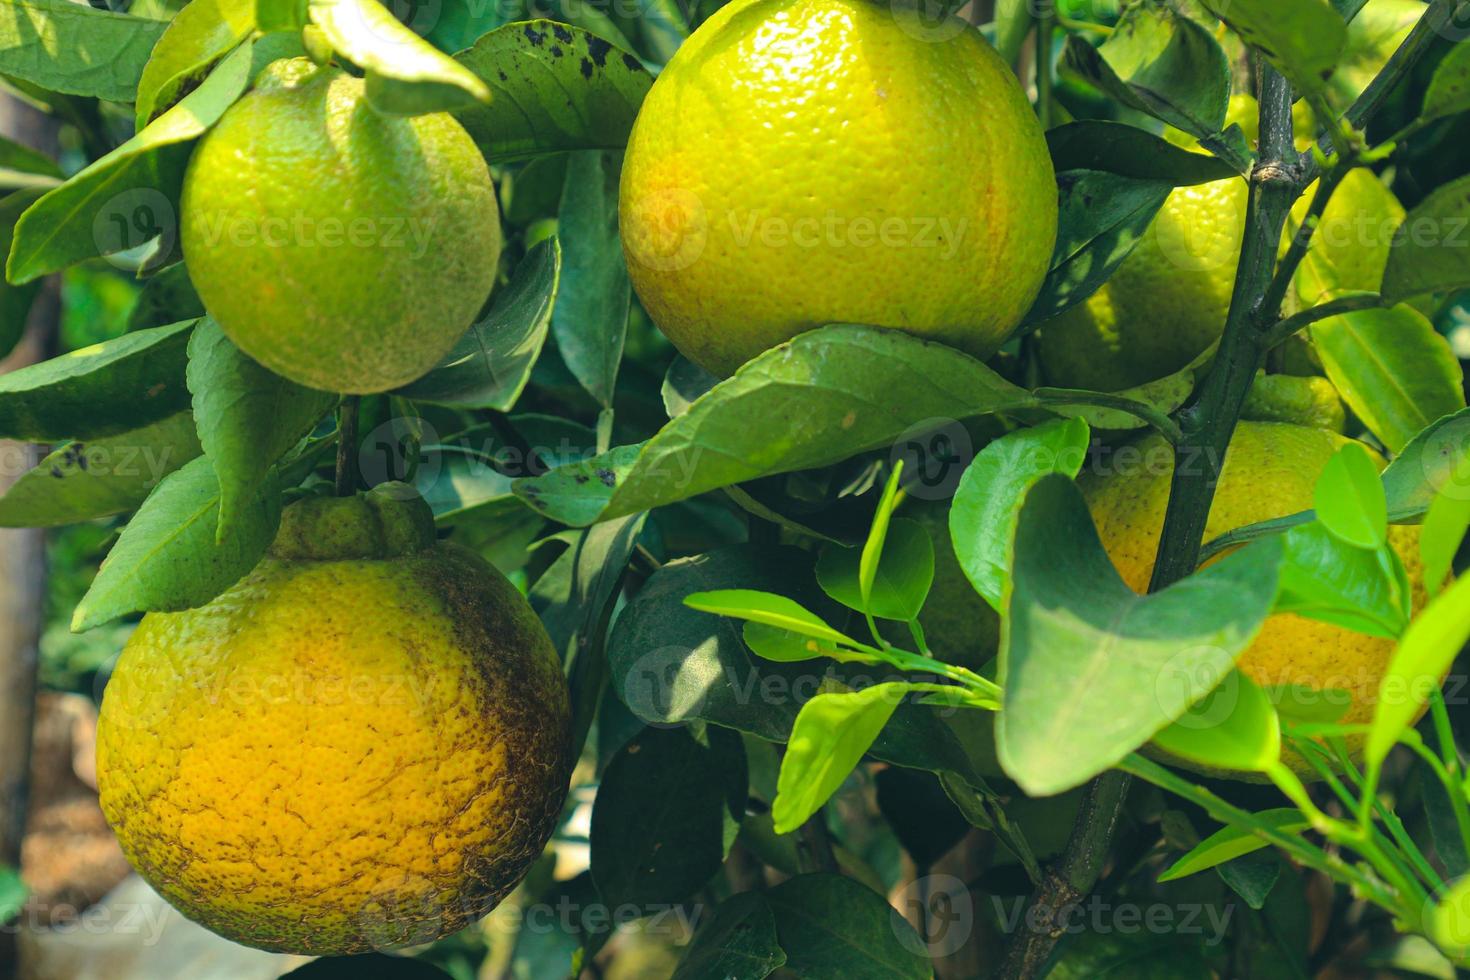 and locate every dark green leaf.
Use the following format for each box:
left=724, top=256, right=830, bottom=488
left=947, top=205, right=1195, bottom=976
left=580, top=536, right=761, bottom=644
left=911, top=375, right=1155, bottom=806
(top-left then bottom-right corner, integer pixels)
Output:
left=0, top=411, right=201, bottom=527
left=0, top=188, right=45, bottom=360
left=764, top=874, right=930, bottom=980
left=133, top=0, right=254, bottom=127
left=1046, top=922, right=1216, bottom=978
left=308, top=0, right=490, bottom=115
left=0, top=0, right=168, bottom=102
left=1422, top=40, right=1470, bottom=125
left=127, top=261, right=204, bottom=331
left=672, top=891, right=786, bottom=980
left=817, top=518, right=934, bottom=622
left=72, top=454, right=281, bottom=630
left=453, top=21, right=654, bottom=162
left=396, top=237, right=560, bottom=410
left=553, top=151, right=628, bottom=408
left=1060, top=6, right=1229, bottom=137
left=1197, top=0, right=1346, bottom=97
left=281, top=953, right=452, bottom=978
left=515, top=324, right=1038, bottom=525
left=1217, top=850, right=1283, bottom=910
left=1046, top=121, right=1240, bottom=184
left=1422, top=757, right=1470, bottom=878
left=0, top=319, right=194, bottom=441
left=590, top=725, right=746, bottom=907
left=1381, top=173, right=1470, bottom=305
left=1000, top=475, right=1282, bottom=796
